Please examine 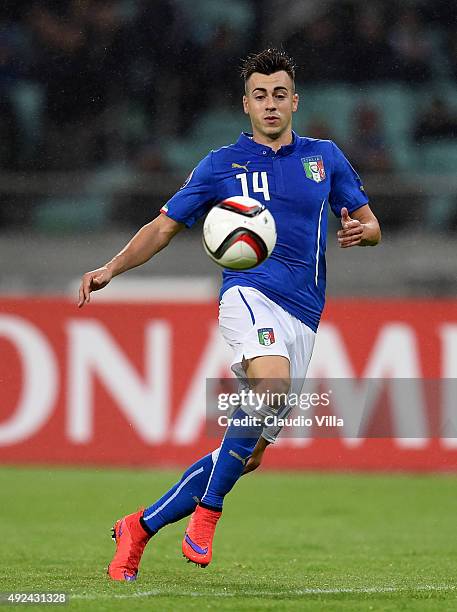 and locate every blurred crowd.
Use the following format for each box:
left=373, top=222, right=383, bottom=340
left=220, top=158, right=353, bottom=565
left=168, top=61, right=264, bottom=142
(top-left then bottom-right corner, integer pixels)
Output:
left=0, top=0, right=457, bottom=230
